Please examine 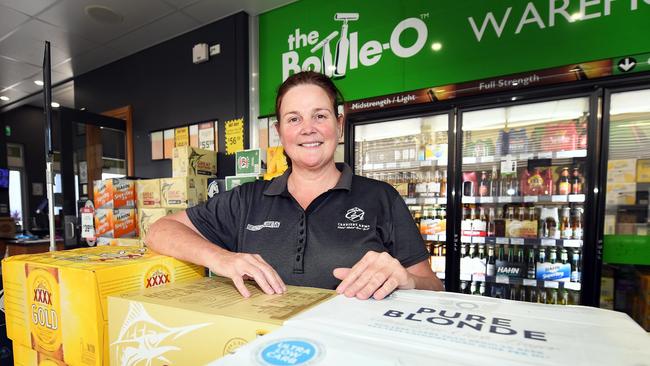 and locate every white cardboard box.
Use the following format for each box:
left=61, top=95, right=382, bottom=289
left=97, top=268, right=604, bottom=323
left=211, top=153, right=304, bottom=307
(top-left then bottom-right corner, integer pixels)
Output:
left=213, top=290, right=650, bottom=366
